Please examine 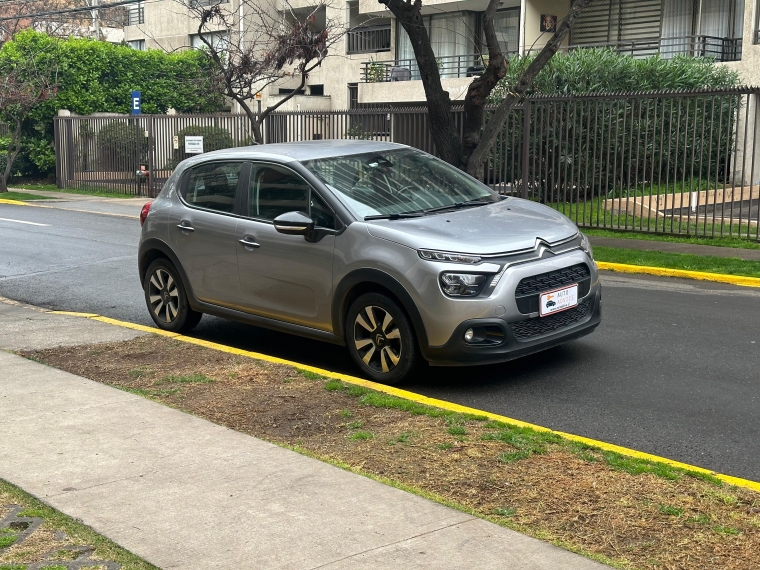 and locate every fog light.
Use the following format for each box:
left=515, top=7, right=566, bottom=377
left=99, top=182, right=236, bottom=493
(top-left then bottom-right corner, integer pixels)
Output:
left=464, top=328, right=475, bottom=342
